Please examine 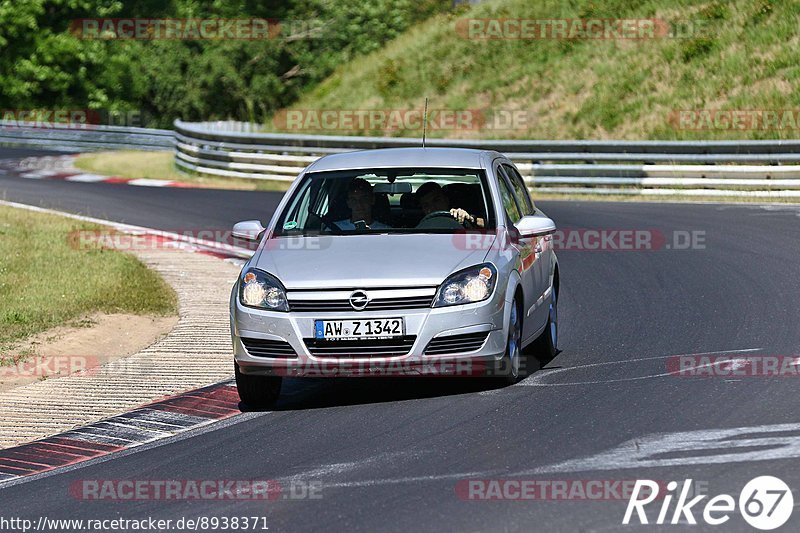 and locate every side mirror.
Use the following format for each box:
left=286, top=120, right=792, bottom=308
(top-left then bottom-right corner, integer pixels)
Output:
left=515, top=215, right=556, bottom=238
left=233, top=220, right=266, bottom=241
